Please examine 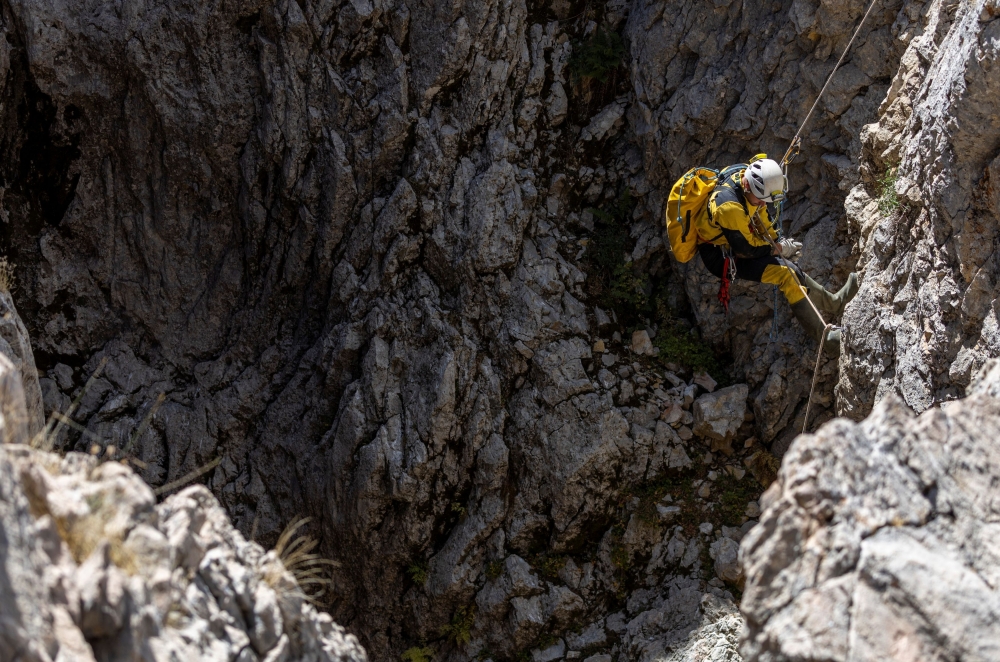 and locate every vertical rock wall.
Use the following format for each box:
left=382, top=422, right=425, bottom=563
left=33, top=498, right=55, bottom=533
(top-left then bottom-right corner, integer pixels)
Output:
left=839, top=0, right=1000, bottom=416
left=0, top=0, right=940, bottom=657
